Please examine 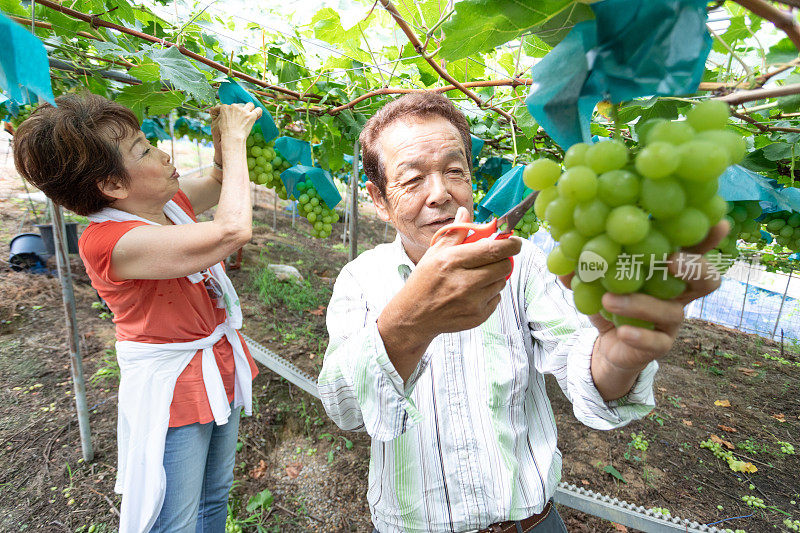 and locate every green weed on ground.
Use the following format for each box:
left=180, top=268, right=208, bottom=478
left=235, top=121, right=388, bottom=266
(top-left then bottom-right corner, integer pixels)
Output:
left=252, top=268, right=332, bottom=315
